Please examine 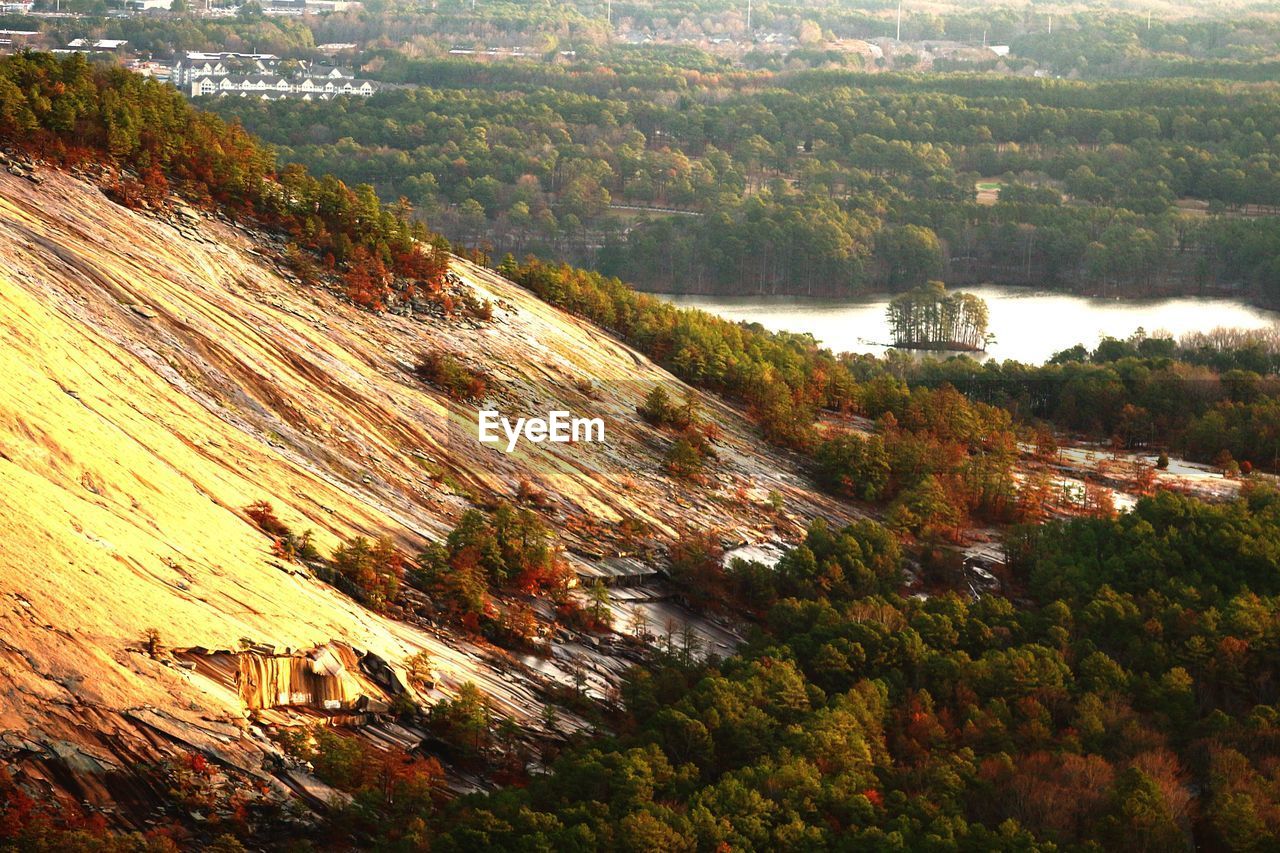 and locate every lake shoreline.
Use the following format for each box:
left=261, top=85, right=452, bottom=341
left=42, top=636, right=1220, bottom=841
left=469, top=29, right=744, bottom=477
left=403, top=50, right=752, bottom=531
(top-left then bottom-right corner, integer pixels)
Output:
left=661, top=285, right=1280, bottom=366
left=648, top=282, right=1278, bottom=313
left=892, top=341, right=987, bottom=353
